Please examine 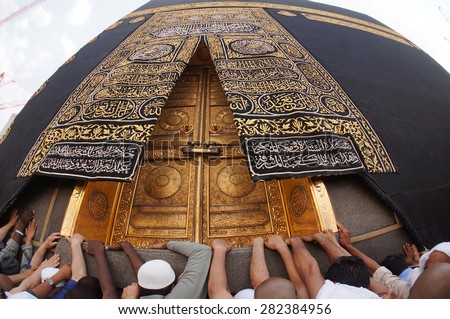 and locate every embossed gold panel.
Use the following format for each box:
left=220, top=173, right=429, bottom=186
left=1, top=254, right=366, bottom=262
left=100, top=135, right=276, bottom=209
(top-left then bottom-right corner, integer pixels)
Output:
left=72, top=181, right=122, bottom=243
left=280, top=178, right=321, bottom=236
left=66, top=45, right=336, bottom=247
